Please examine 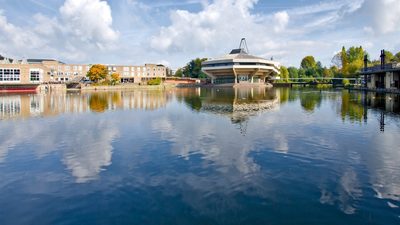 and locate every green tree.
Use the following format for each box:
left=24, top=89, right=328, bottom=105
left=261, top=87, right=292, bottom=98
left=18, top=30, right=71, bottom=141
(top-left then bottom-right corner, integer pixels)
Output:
left=174, top=68, right=183, bottom=77
left=280, top=66, right=289, bottom=83
left=298, top=68, right=306, bottom=79
left=182, top=58, right=208, bottom=78
left=340, top=46, right=349, bottom=76
left=322, top=68, right=333, bottom=82
left=87, top=64, right=108, bottom=83
left=300, top=56, right=317, bottom=69
left=384, top=50, right=395, bottom=62
left=330, top=66, right=341, bottom=78
left=110, top=72, right=120, bottom=85
left=287, top=67, right=298, bottom=81
left=394, top=52, right=400, bottom=62
left=332, top=46, right=365, bottom=76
